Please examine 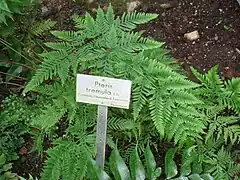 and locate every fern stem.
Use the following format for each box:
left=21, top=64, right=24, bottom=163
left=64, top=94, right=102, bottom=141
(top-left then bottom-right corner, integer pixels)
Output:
left=0, top=38, right=37, bottom=67
left=0, top=71, right=27, bottom=80
left=0, top=60, right=35, bottom=70
left=27, top=36, right=46, bottom=63
left=0, top=82, right=24, bottom=88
